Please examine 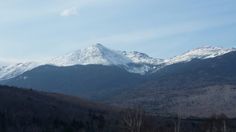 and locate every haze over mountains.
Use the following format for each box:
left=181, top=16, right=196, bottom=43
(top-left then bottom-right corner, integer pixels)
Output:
left=1, top=44, right=236, bottom=117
